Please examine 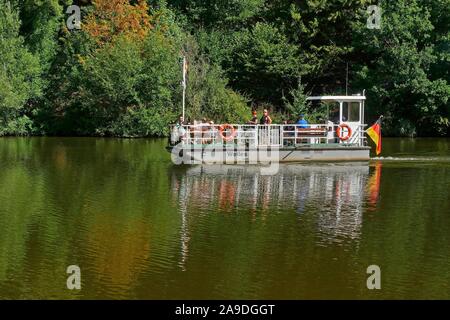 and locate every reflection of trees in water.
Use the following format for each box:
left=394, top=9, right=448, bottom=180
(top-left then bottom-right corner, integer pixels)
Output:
left=0, top=138, right=170, bottom=298
left=171, top=164, right=381, bottom=251
left=85, top=217, right=151, bottom=293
